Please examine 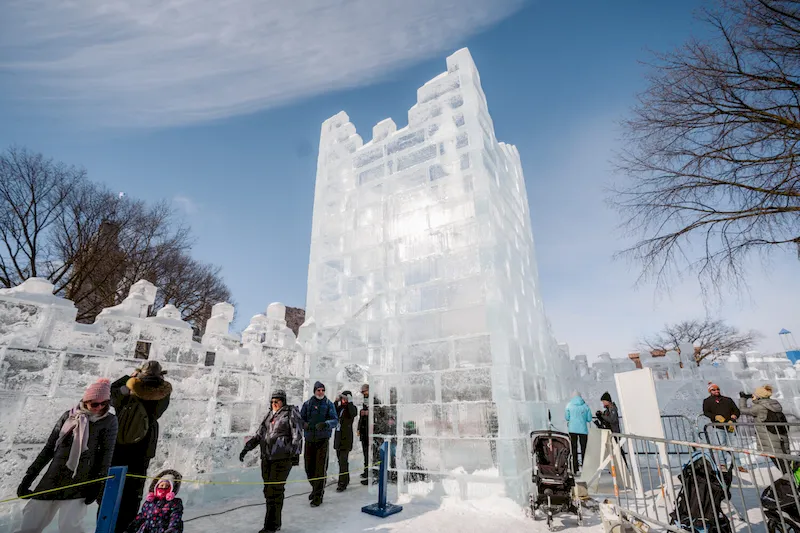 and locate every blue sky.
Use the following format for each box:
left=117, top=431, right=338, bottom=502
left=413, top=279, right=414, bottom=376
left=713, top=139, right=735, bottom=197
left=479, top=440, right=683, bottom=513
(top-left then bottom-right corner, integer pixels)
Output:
left=1, top=0, right=796, bottom=359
